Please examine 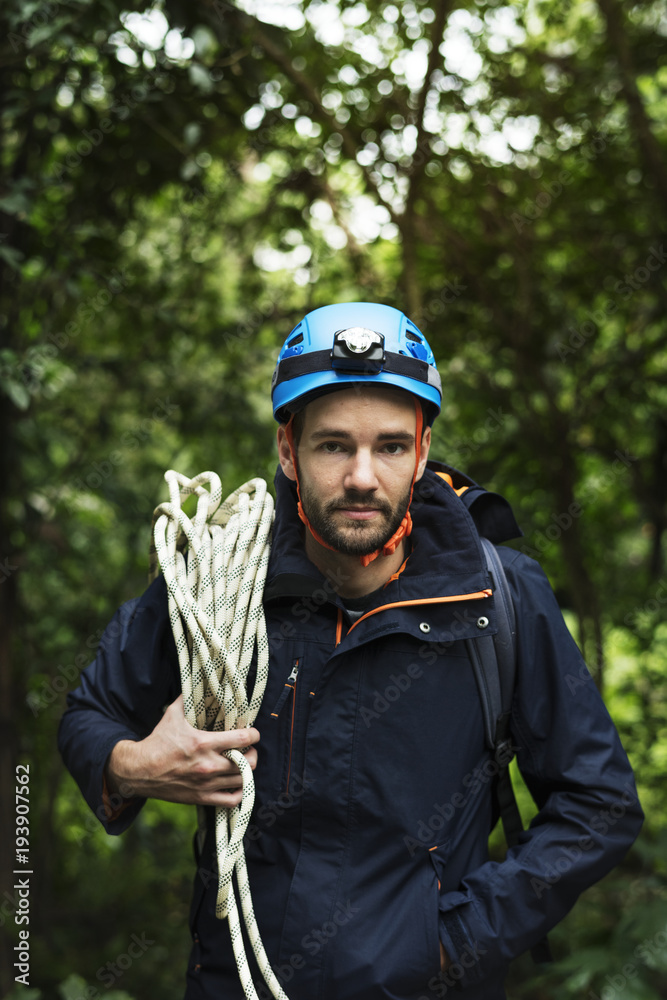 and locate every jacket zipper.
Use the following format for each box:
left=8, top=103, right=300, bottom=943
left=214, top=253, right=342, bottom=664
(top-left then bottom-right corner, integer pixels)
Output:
left=270, top=659, right=300, bottom=794
left=270, top=658, right=299, bottom=717
left=285, top=666, right=298, bottom=794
